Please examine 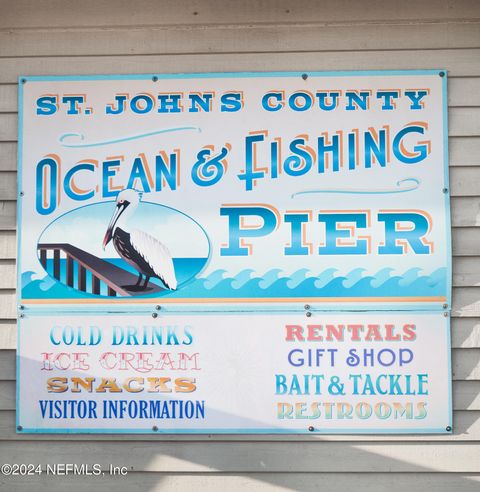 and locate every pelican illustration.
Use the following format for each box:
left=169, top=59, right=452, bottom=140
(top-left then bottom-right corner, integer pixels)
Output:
left=102, top=189, right=177, bottom=291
